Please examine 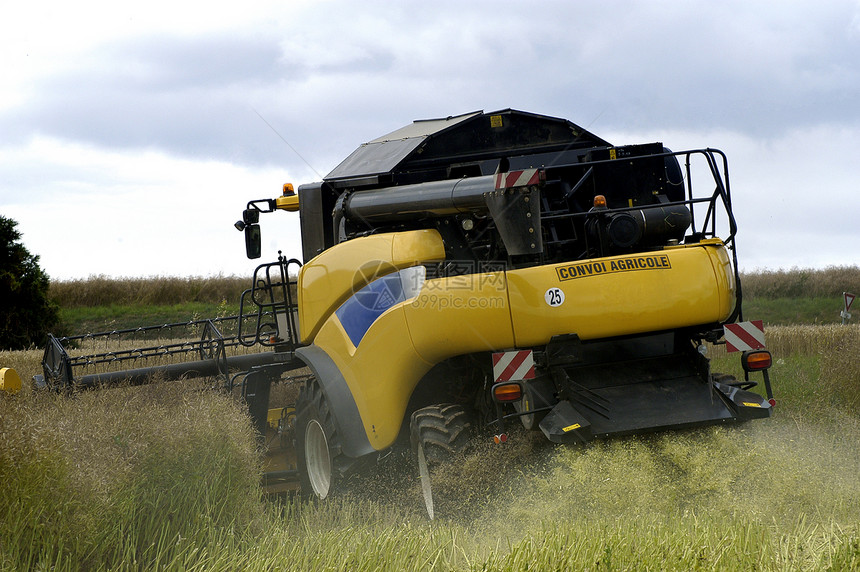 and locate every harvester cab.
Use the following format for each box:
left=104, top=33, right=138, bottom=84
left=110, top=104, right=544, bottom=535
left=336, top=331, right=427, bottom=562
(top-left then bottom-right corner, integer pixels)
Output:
left=38, top=109, right=774, bottom=518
